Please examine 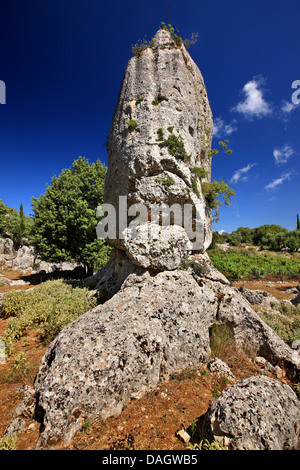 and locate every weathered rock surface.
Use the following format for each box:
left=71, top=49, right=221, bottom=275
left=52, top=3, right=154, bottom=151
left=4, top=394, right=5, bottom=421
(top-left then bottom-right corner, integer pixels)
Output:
left=11, top=258, right=298, bottom=449
left=201, top=376, right=300, bottom=450
left=123, top=223, right=191, bottom=270
left=0, top=237, right=13, bottom=255
left=103, top=28, right=213, bottom=261
left=207, top=358, right=236, bottom=381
